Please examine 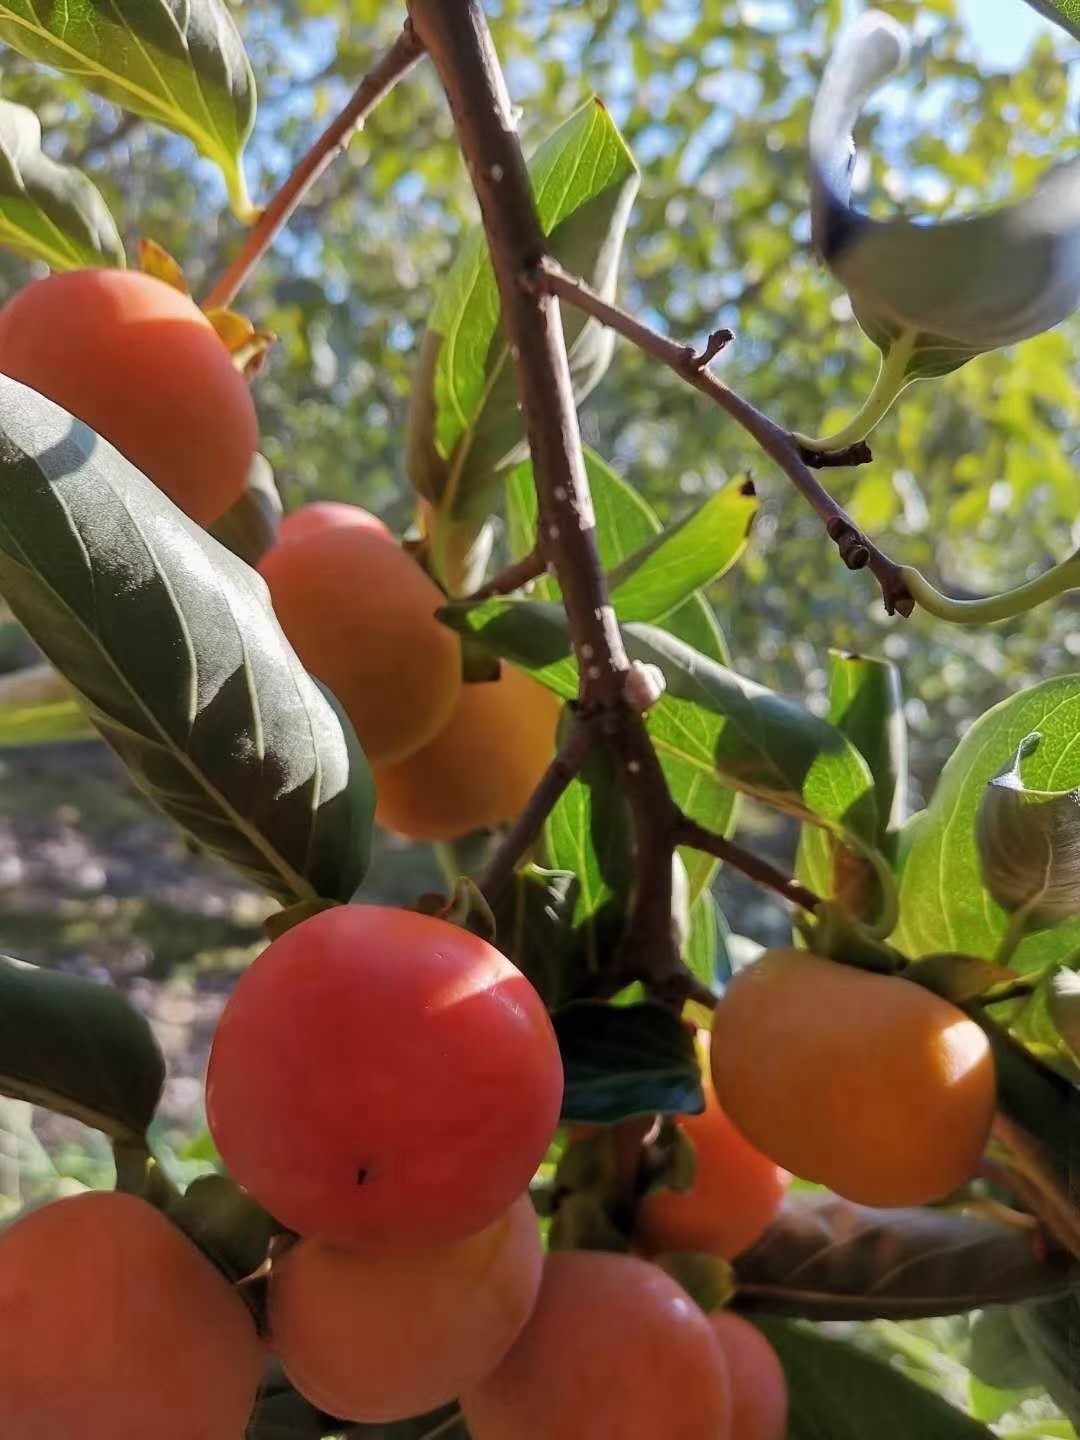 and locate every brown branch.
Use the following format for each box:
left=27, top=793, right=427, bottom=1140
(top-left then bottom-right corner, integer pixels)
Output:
left=407, top=0, right=630, bottom=707
left=530, top=258, right=914, bottom=619
left=463, top=547, right=546, bottom=602
left=477, top=717, right=598, bottom=901
left=202, top=25, right=424, bottom=312
left=674, top=815, right=822, bottom=913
